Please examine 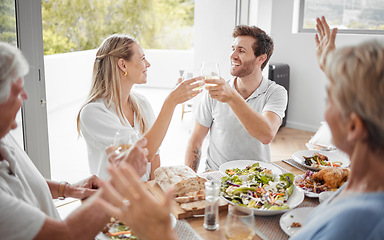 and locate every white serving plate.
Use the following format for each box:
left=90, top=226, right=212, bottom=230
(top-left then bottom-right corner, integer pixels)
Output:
left=220, top=160, right=304, bottom=216
left=96, top=214, right=177, bottom=239
left=280, top=207, right=315, bottom=237
left=221, top=184, right=305, bottom=216
left=292, top=150, right=350, bottom=171
left=294, top=174, right=320, bottom=198
left=219, top=160, right=282, bottom=176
